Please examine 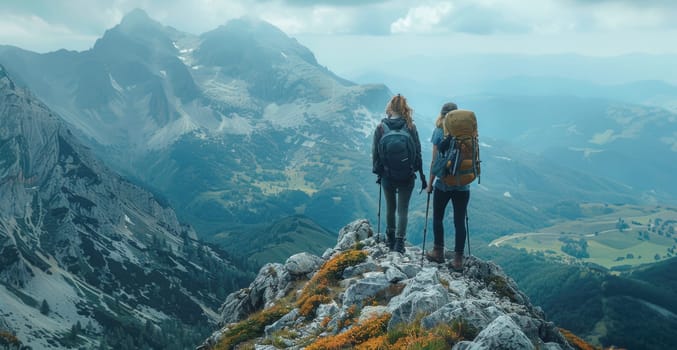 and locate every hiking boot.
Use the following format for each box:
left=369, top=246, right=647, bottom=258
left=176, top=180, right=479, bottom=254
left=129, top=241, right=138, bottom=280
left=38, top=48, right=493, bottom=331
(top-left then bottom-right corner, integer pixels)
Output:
left=451, top=251, right=464, bottom=271
left=425, top=245, right=445, bottom=263
left=393, top=237, right=406, bottom=254
left=386, top=230, right=396, bottom=250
